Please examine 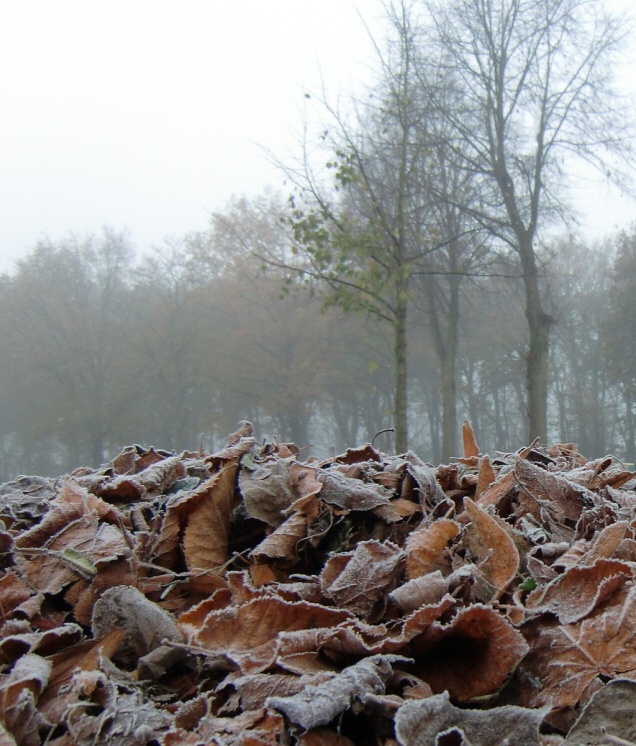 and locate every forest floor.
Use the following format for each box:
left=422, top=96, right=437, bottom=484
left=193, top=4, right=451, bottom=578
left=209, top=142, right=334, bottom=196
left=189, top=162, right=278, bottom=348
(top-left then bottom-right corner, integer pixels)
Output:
left=1, top=421, right=636, bottom=745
